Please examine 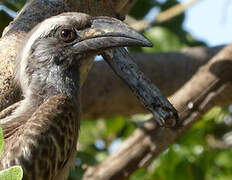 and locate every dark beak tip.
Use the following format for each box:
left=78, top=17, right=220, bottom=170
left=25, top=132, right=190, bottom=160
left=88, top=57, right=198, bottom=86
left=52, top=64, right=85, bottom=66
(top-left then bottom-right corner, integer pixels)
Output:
left=138, top=39, right=153, bottom=48
left=145, top=40, right=153, bottom=47
left=134, top=34, right=153, bottom=48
